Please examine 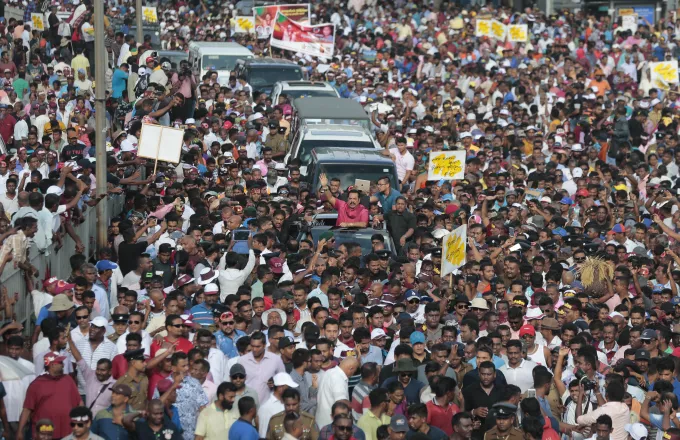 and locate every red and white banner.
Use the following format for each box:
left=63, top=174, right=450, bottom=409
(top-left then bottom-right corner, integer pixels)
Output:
left=270, top=12, right=335, bottom=58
